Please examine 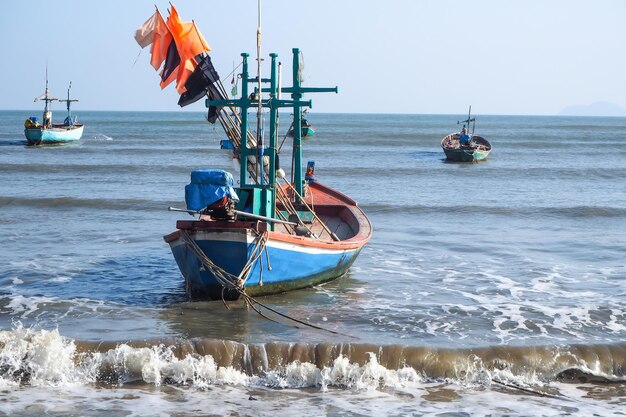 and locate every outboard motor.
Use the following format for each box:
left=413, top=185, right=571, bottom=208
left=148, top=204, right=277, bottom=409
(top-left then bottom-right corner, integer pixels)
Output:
left=203, top=195, right=236, bottom=220
left=185, top=169, right=239, bottom=221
